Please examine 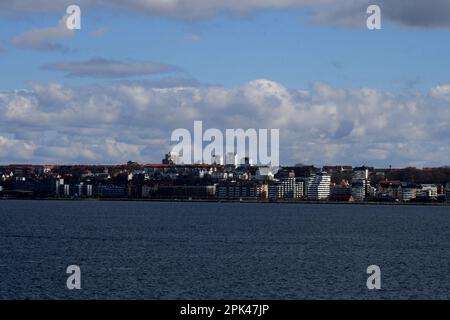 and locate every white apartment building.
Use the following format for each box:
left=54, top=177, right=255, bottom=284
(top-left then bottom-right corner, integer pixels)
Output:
left=420, top=184, right=438, bottom=198
left=351, top=179, right=367, bottom=201
left=307, top=173, right=331, bottom=200
left=269, top=177, right=304, bottom=199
